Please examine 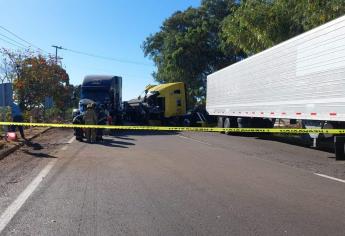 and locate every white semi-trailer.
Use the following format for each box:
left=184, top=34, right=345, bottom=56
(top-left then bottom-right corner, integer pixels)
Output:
left=207, top=15, right=345, bottom=134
